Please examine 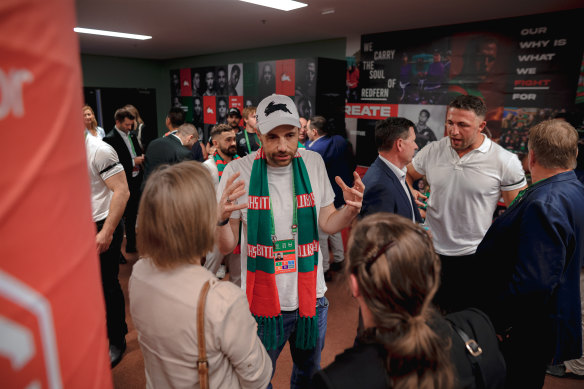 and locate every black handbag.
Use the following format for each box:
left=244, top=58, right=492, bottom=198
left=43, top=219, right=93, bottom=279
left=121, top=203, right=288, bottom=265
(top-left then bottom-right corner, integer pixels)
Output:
left=446, top=308, right=507, bottom=389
